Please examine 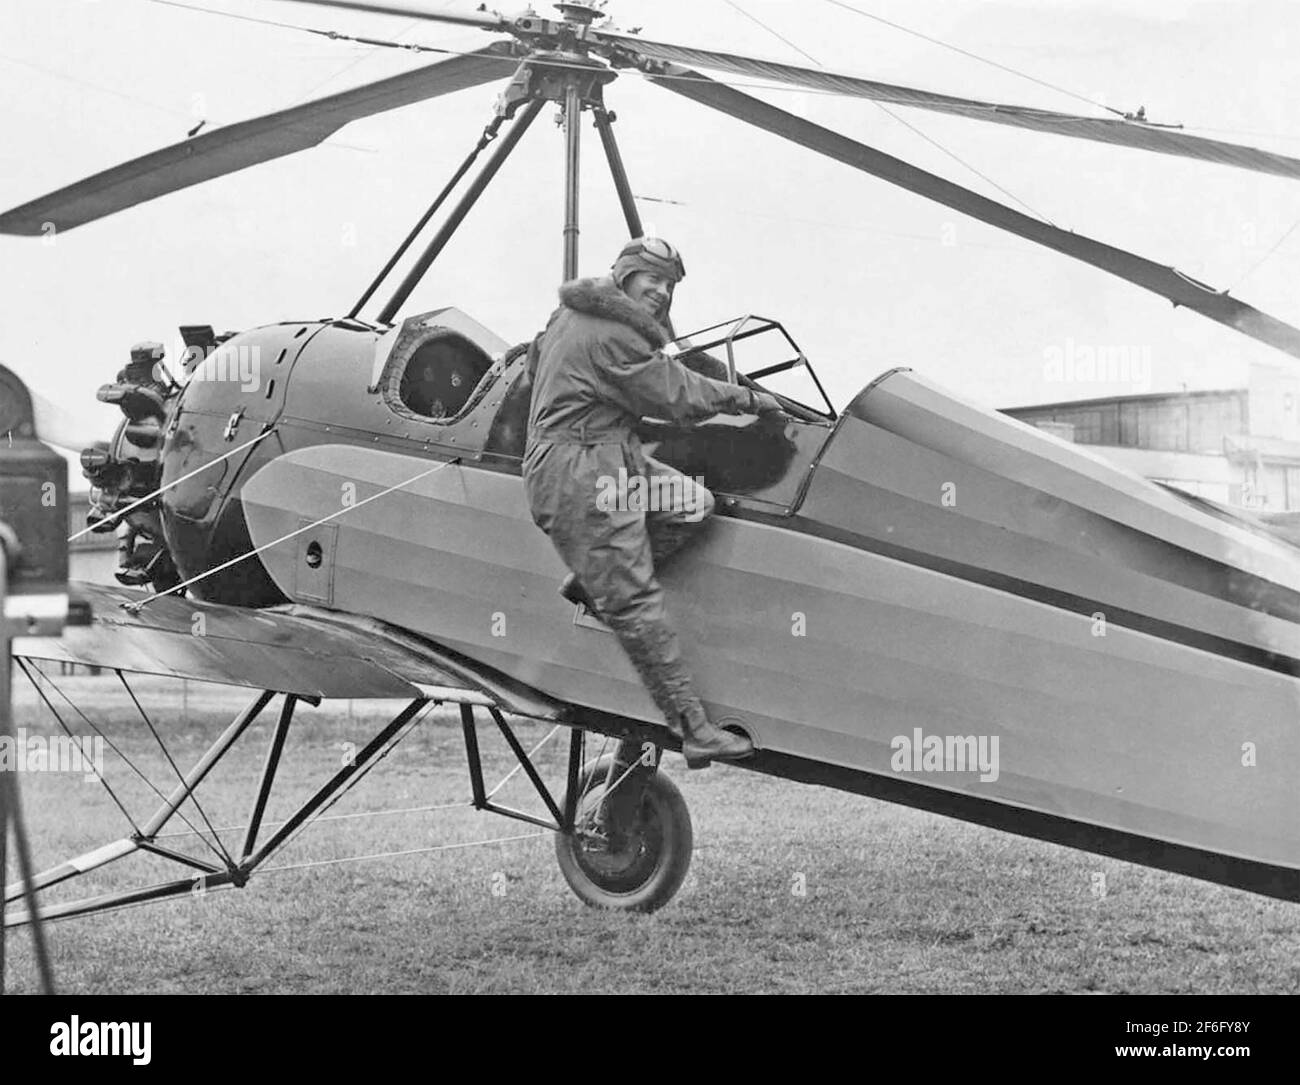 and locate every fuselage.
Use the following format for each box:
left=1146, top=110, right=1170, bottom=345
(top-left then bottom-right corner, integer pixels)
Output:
left=147, top=307, right=1300, bottom=899
left=157, top=312, right=527, bottom=604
